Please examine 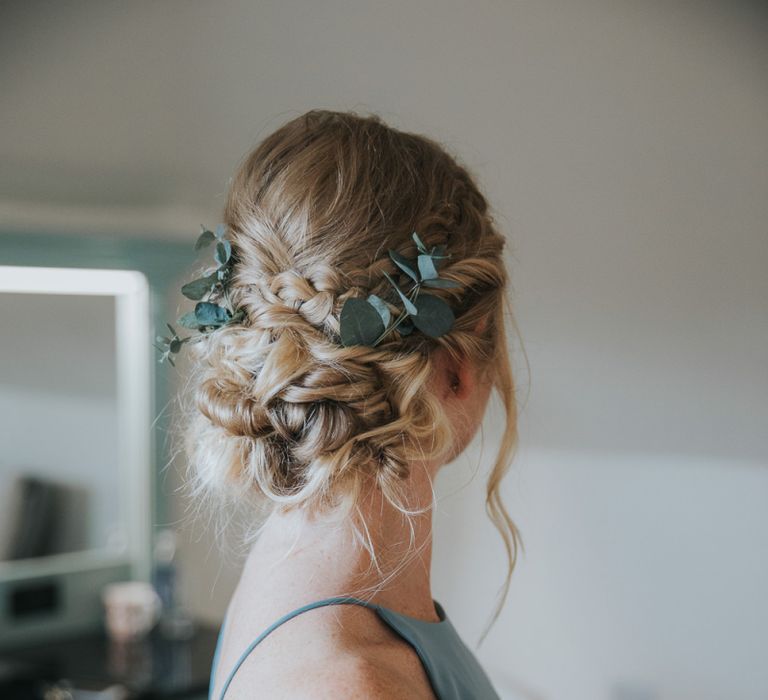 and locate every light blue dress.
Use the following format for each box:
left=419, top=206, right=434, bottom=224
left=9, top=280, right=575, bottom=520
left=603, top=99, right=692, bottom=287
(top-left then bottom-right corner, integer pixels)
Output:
left=209, top=595, right=501, bottom=699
